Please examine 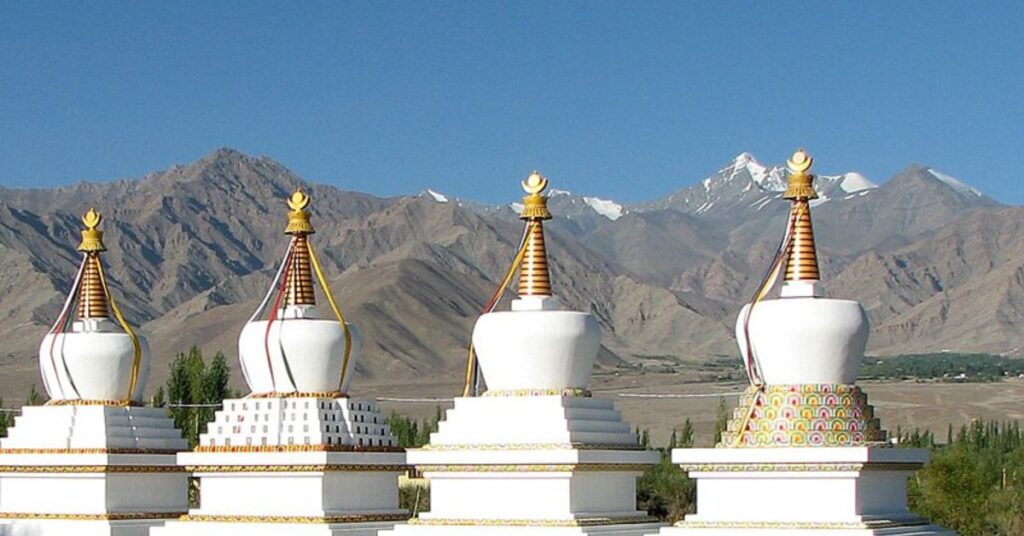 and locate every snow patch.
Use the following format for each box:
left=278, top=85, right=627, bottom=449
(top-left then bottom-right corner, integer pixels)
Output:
left=751, top=196, right=773, bottom=211
left=809, top=192, right=830, bottom=208
left=425, top=189, right=448, bottom=203
left=583, top=196, right=624, bottom=221
left=838, top=172, right=877, bottom=193
left=927, top=168, right=982, bottom=197
left=695, top=201, right=715, bottom=214
left=510, top=202, right=525, bottom=212
left=548, top=188, right=572, bottom=197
